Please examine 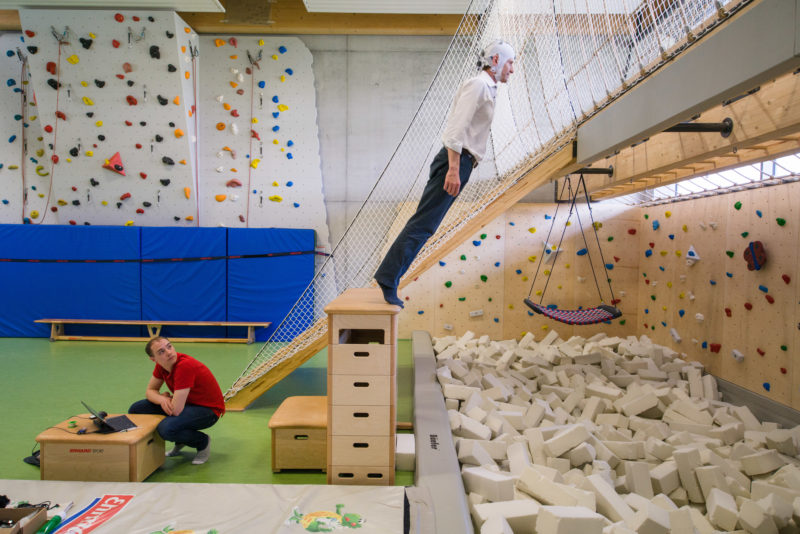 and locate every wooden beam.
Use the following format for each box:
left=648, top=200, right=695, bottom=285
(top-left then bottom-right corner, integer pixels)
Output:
left=588, top=70, right=800, bottom=200
left=399, top=141, right=580, bottom=288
